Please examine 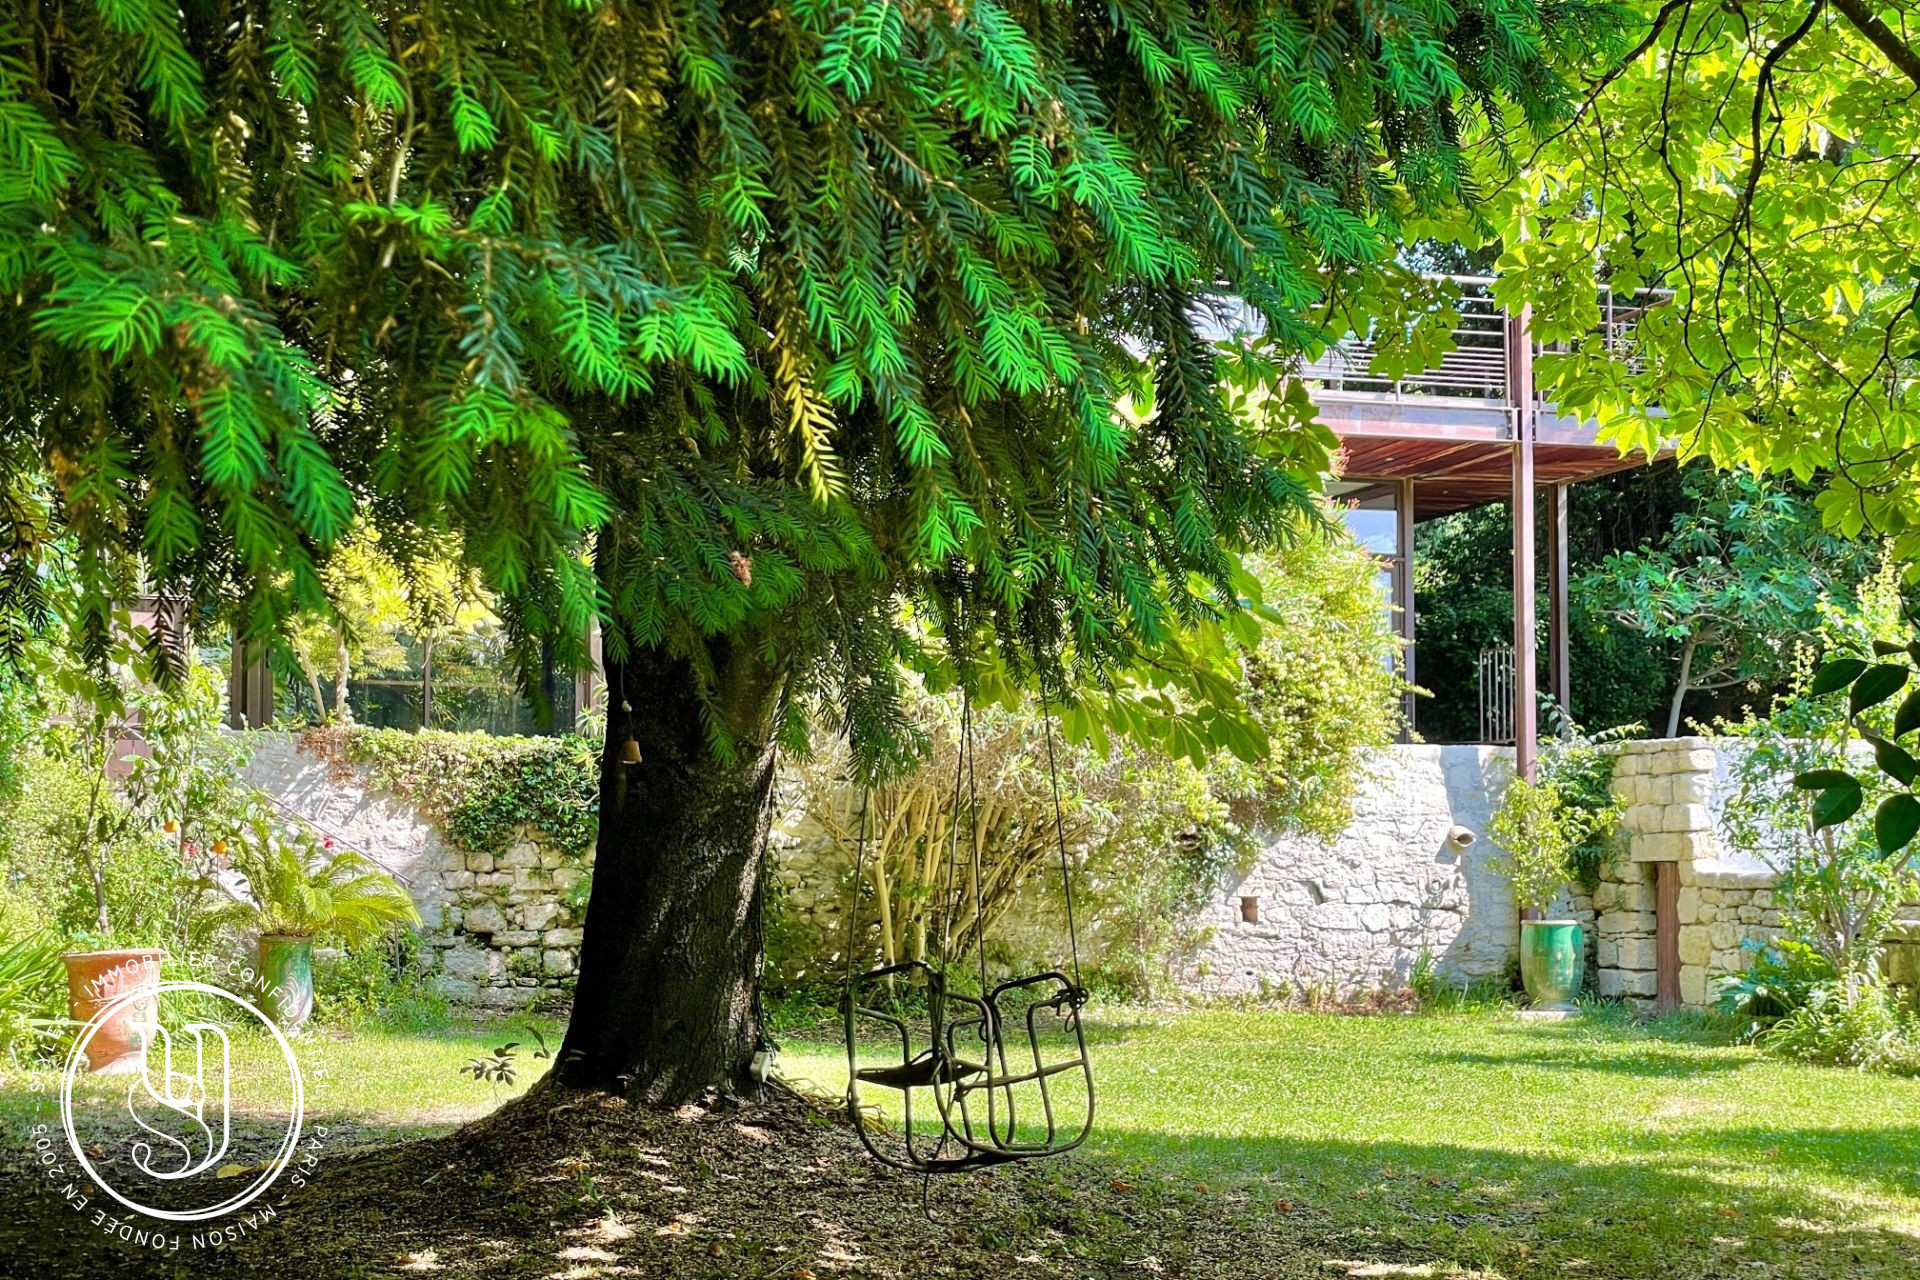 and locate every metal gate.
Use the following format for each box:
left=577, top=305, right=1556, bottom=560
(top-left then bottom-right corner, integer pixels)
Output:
left=1478, top=644, right=1515, bottom=745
